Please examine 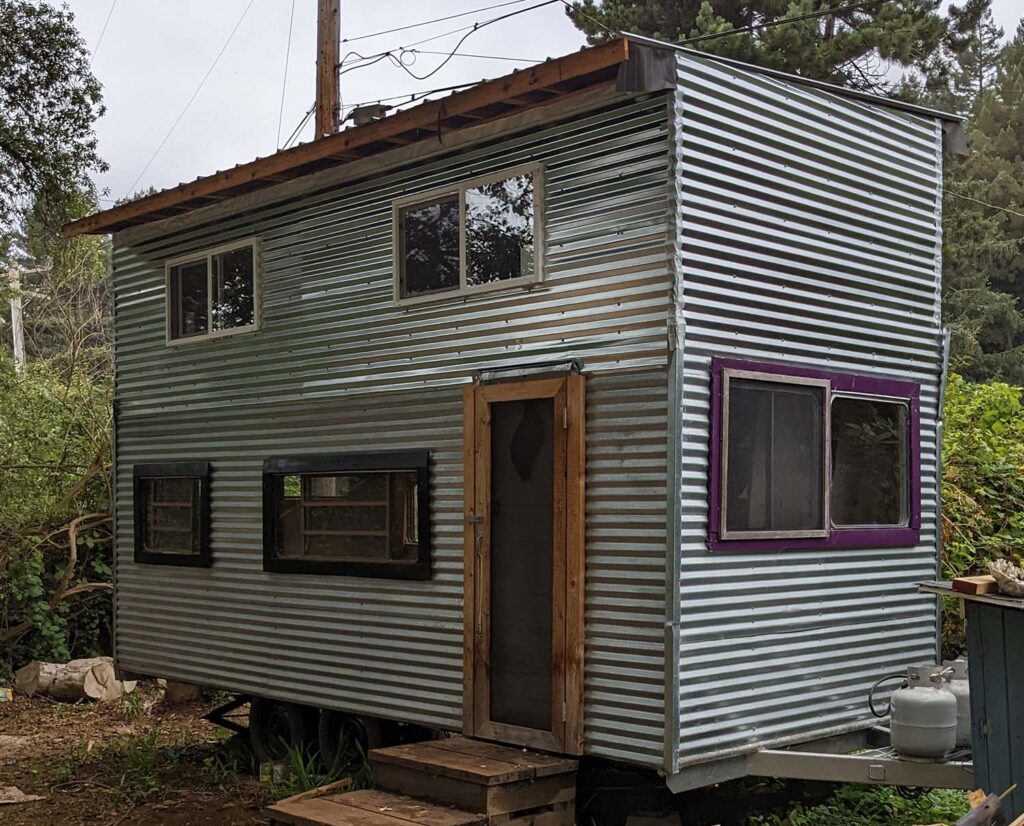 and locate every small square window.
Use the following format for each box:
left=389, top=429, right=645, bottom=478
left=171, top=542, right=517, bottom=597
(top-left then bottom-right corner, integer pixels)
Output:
left=167, top=240, right=258, bottom=342
left=133, top=462, right=211, bottom=566
left=263, top=451, right=430, bottom=580
left=395, top=166, right=542, bottom=302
